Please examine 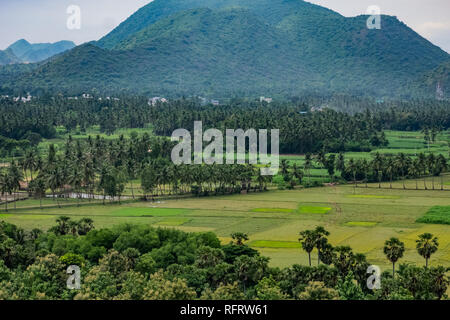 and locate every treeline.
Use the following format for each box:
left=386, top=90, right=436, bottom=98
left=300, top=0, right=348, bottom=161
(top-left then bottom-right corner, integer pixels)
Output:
left=278, top=151, right=448, bottom=190
left=0, top=220, right=448, bottom=300
left=1, top=136, right=448, bottom=212
left=0, top=134, right=271, bottom=211
left=2, top=95, right=449, bottom=157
